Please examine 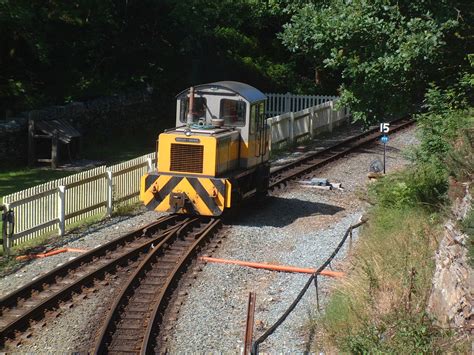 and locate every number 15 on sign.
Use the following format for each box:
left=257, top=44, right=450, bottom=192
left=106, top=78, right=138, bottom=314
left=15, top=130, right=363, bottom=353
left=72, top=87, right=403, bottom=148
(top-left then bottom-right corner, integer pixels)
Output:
left=380, top=123, right=390, bottom=133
